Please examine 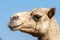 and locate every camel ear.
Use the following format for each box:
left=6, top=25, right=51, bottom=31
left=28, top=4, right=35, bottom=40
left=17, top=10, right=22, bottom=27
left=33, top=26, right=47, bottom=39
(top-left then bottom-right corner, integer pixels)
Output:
left=47, top=8, right=56, bottom=19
